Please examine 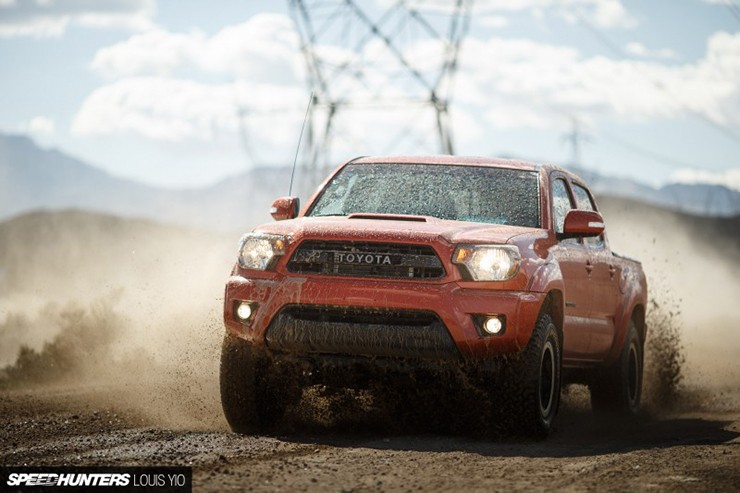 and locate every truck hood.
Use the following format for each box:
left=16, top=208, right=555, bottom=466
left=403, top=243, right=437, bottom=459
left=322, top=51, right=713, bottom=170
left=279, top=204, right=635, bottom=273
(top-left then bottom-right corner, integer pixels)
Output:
left=254, top=215, right=542, bottom=246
